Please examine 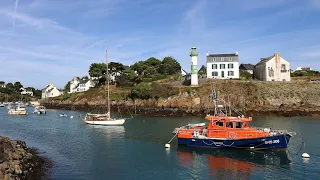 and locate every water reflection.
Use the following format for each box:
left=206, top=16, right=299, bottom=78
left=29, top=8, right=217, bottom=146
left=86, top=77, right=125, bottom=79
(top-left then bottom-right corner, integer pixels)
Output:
left=176, top=147, right=292, bottom=179
left=86, top=125, right=125, bottom=141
